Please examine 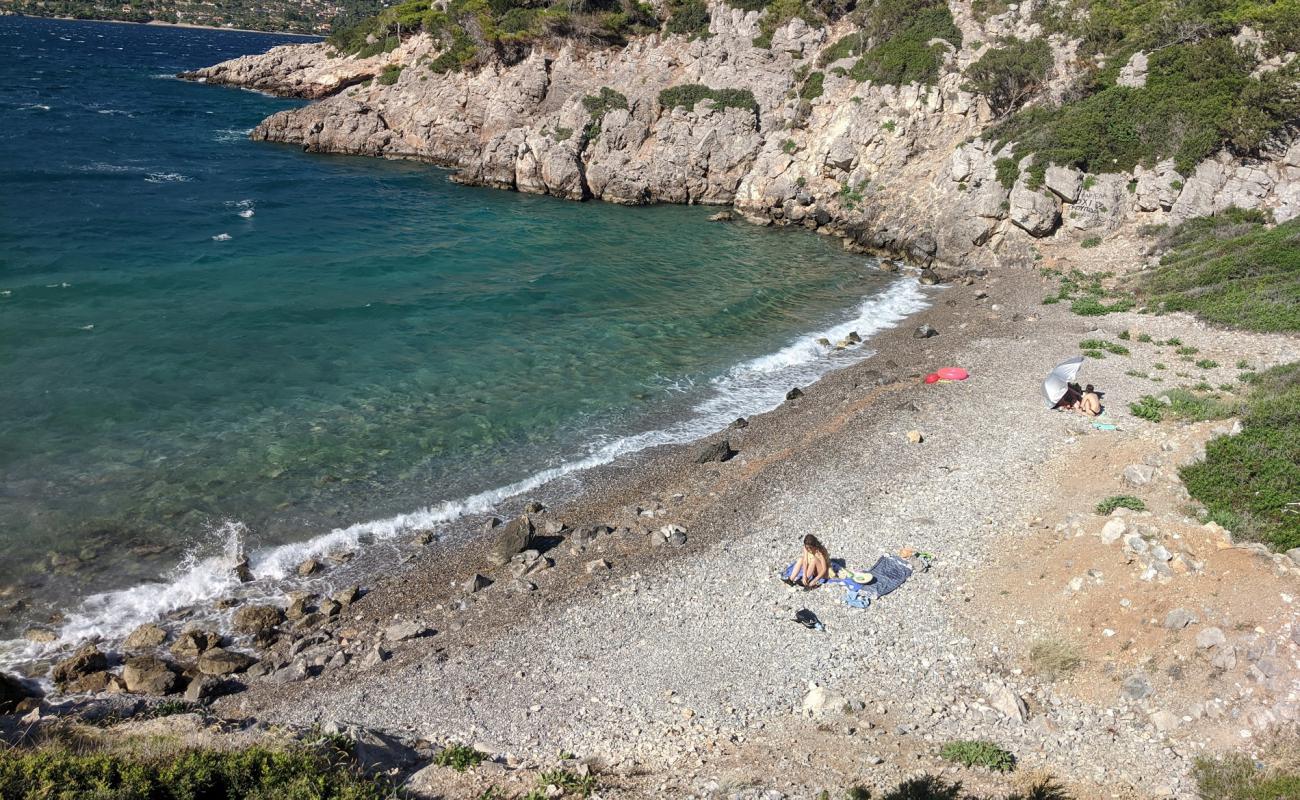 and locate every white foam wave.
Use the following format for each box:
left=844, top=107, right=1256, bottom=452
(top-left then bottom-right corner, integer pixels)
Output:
left=239, top=209, right=255, bottom=218
left=212, top=233, right=232, bottom=241
left=1, top=276, right=931, bottom=664
left=21, top=103, right=51, bottom=111
left=145, top=172, right=192, bottom=183
left=214, top=127, right=253, bottom=143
